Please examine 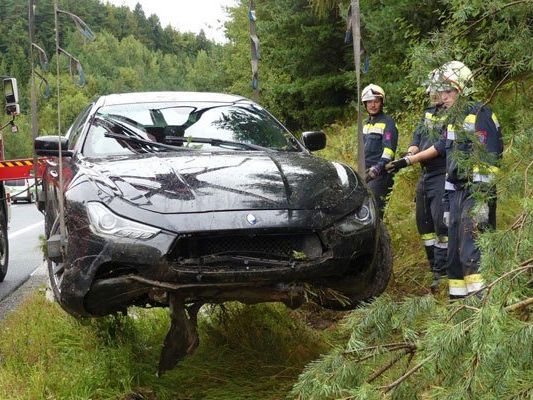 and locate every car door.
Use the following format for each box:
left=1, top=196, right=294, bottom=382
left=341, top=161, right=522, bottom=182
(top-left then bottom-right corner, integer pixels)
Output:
left=43, top=105, right=92, bottom=235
